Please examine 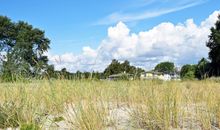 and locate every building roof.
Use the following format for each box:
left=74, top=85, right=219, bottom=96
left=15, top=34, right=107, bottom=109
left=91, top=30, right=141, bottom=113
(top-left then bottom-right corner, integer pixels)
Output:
left=141, top=71, right=163, bottom=75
